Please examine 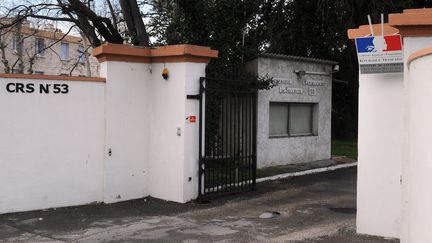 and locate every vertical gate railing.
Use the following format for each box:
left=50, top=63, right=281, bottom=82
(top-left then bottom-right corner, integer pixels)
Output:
left=198, top=77, right=257, bottom=199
